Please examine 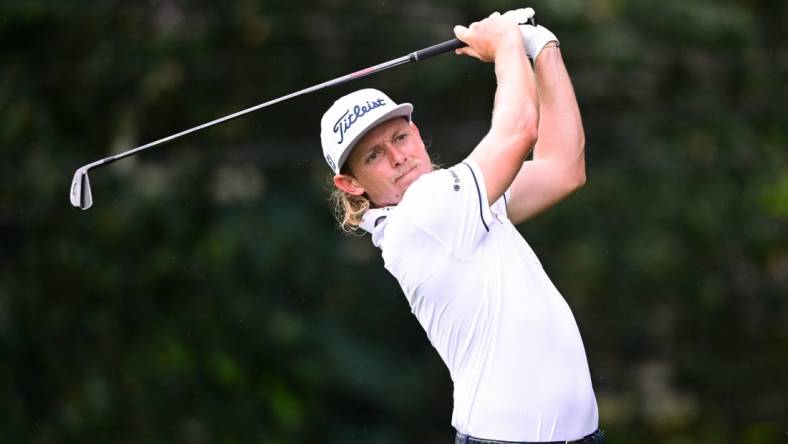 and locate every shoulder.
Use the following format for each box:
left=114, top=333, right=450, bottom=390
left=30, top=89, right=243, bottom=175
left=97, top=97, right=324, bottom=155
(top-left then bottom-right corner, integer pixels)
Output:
left=393, top=162, right=495, bottom=249
left=400, top=163, right=478, bottom=205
